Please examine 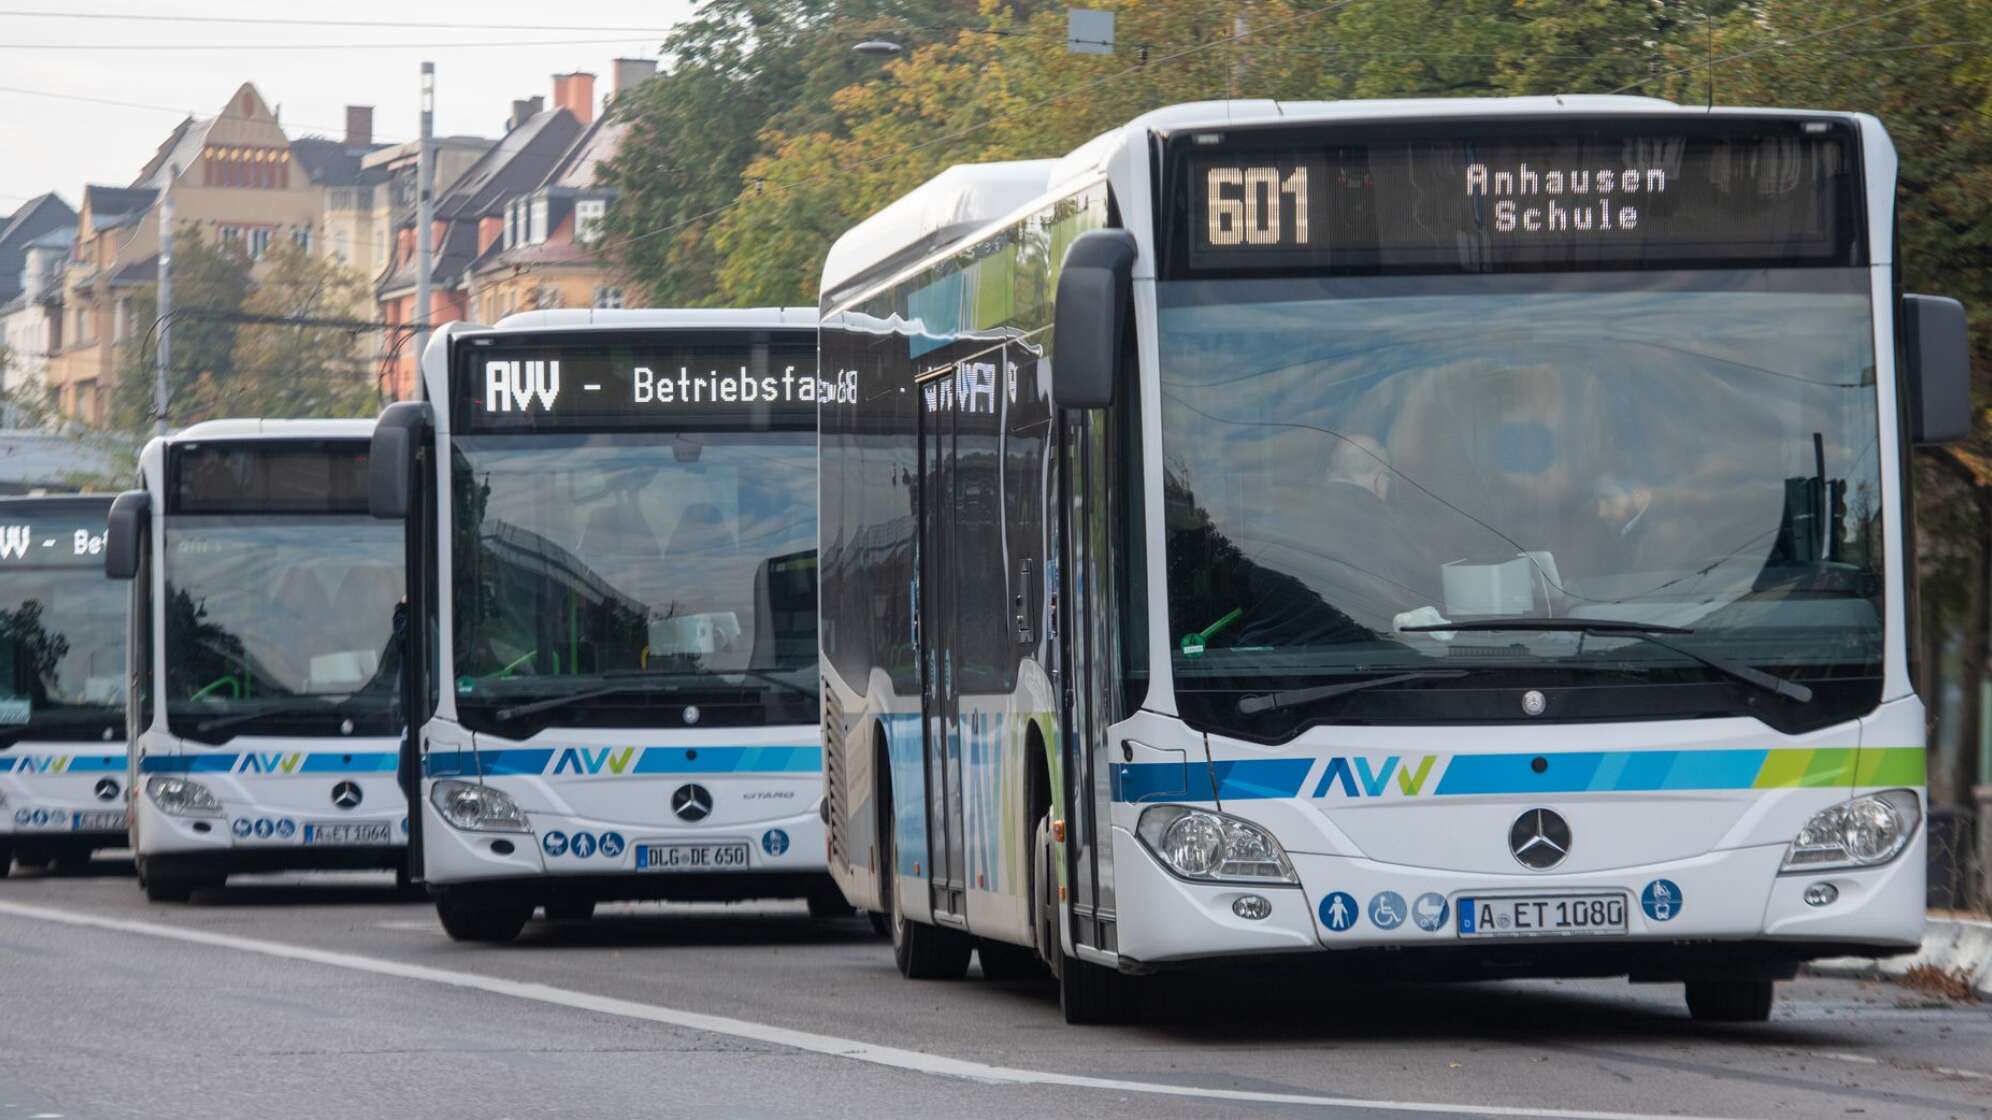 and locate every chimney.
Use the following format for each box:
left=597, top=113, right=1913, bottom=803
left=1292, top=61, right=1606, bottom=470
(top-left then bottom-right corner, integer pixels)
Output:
left=478, top=214, right=503, bottom=256
left=613, top=58, right=656, bottom=98
left=508, top=96, right=544, bottom=132
left=344, top=106, right=373, bottom=150
left=551, top=71, right=595, bottom=127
